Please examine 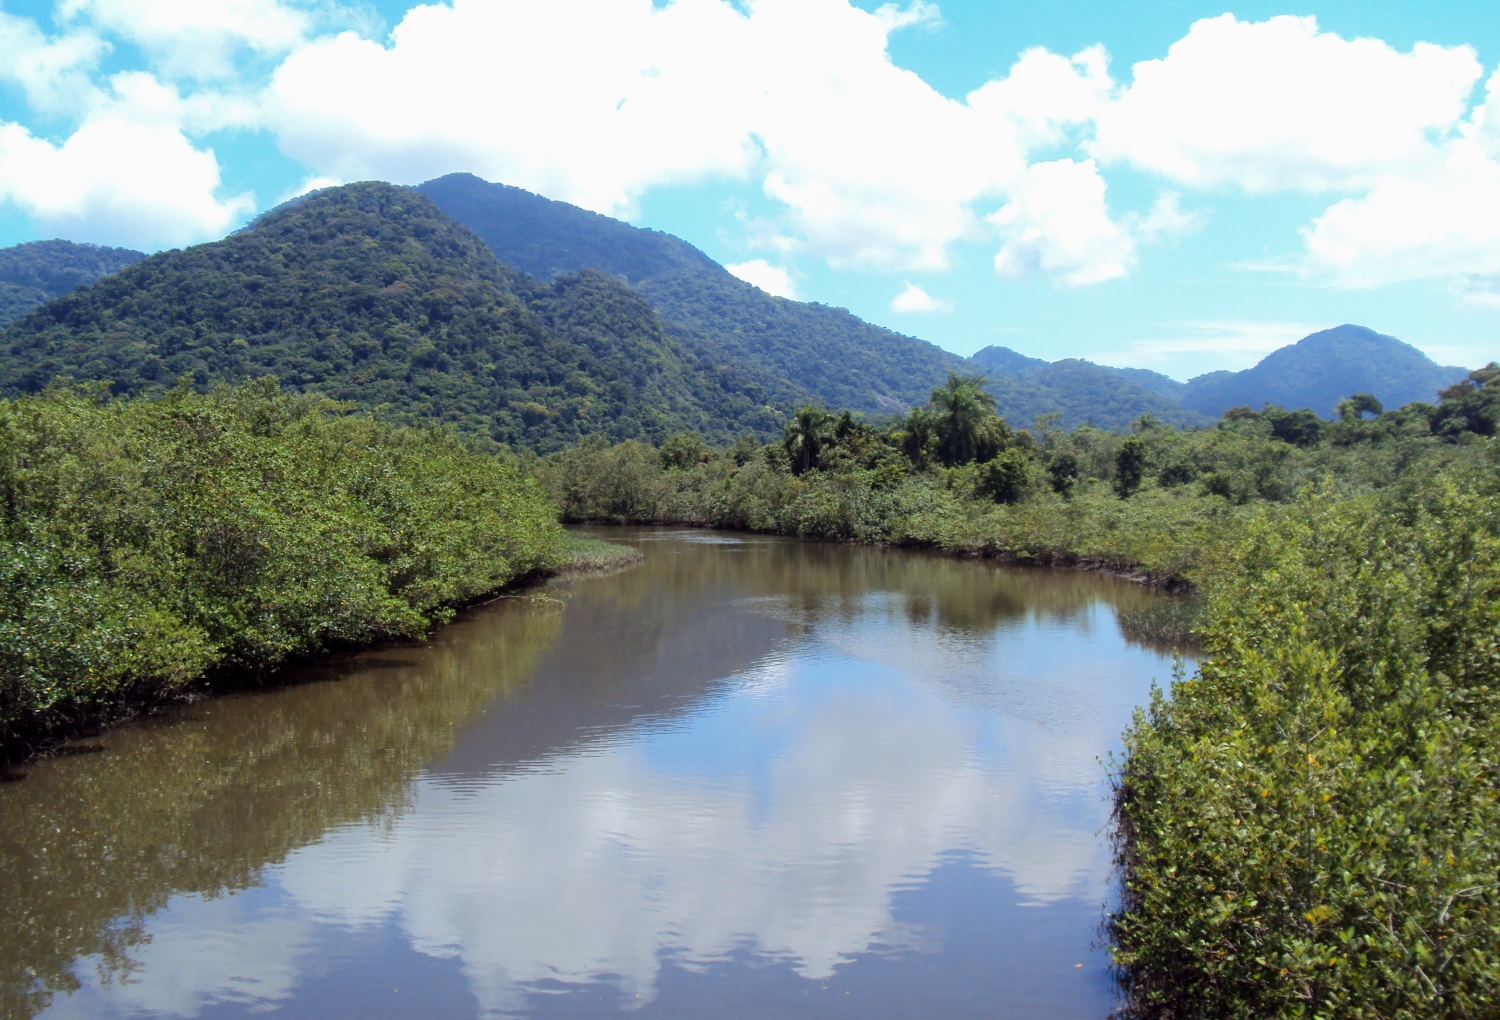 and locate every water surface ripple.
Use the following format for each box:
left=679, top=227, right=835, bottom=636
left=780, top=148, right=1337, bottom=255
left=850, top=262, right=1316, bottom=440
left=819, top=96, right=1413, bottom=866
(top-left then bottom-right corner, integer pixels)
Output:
left=1, top=528, right=1185, bottom=1019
